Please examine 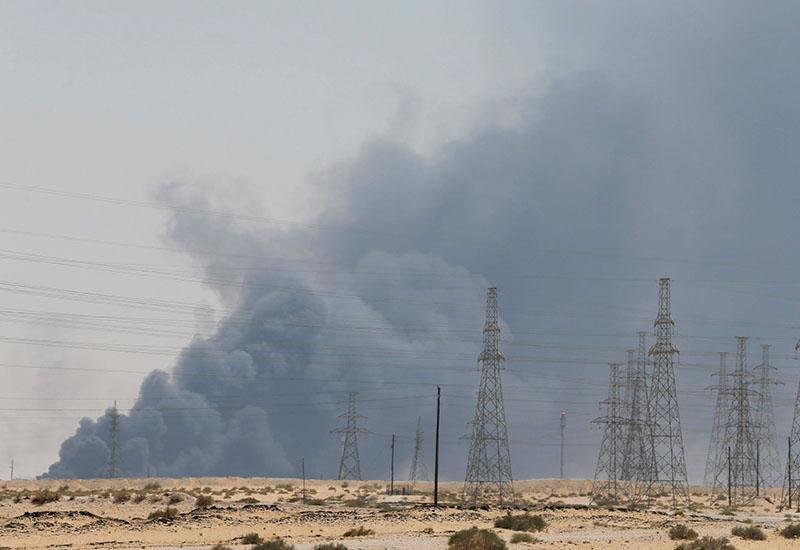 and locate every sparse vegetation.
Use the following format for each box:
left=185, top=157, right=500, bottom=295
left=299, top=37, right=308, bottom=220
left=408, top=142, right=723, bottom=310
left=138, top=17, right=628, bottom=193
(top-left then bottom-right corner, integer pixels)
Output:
left=780, top=523, right=800, bottom=538
left=674, top=537, right=736, bottom=550
left=195, top=494, right=215, bottom=508
left=730, top=525, right=765, bottom=540
left=113, top=491, right=131, bottom=504
left=210, top=544, right=232, bottom=550
left=252, top=539, right=295, bottom=550
left=448, top=528, right=507, bottom=550
left=494, top=512, right=546, bottom=532
left=31, top=489, right=60, bottom=506
left=241, top=533, right=265, bottom=544
left=168, top=493, right=184, bottom=504
left=510, top=533, right=538, bottom=544
left=238, top=497, right=259, bottom=504
left=144, top=482, right=161, bottom=490
left=422, top=527, right=434, bottom=534
left=669, top=524, right=699, bottom=540
left=147, top=507, right=179, bottom=520
left=313, top=544, right=348, bottom=550
left=343, top=526, right=375, bottom=537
